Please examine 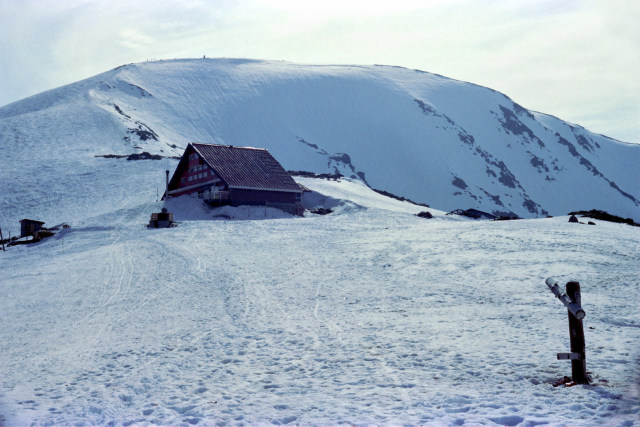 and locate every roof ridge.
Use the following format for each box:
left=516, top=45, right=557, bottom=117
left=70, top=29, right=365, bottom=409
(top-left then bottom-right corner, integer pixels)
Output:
left=190, top=142, right=266, bottom=151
